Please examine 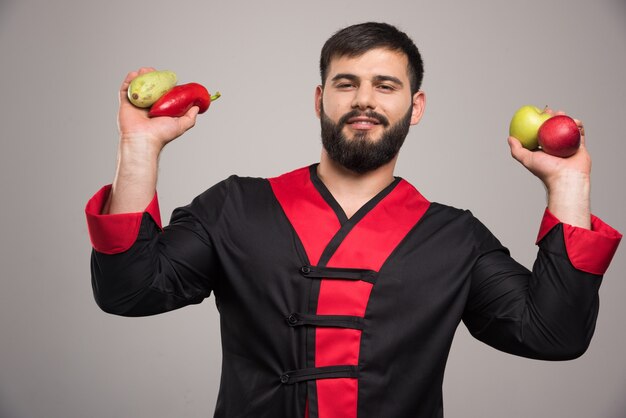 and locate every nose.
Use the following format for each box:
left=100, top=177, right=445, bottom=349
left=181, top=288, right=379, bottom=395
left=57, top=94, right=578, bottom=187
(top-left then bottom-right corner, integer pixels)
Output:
left=351, top=84, right=376, bottom=110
